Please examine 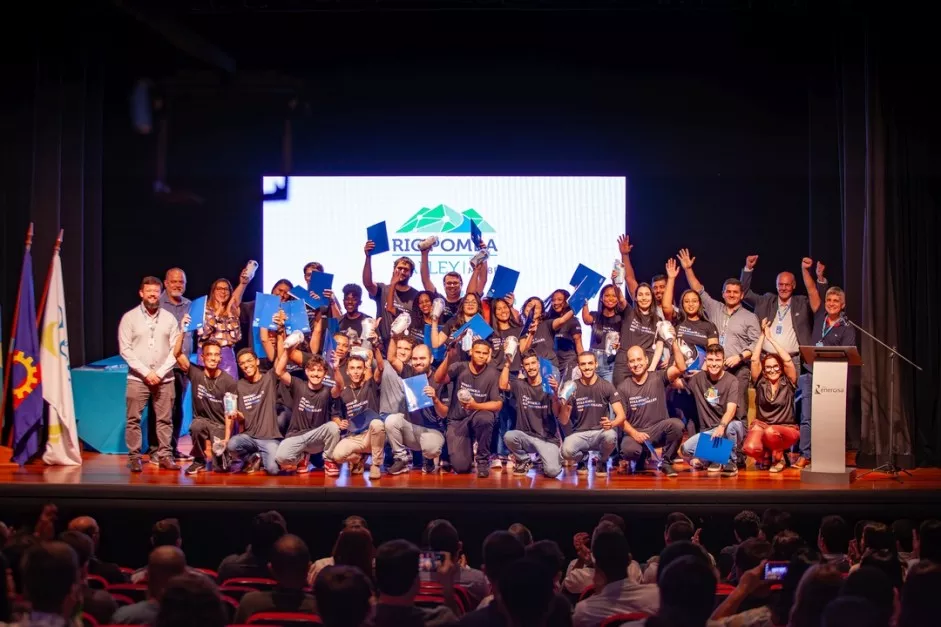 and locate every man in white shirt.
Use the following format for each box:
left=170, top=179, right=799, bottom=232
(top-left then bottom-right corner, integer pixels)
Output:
left=572, top=525, right=658, bottom=627
left=118, top=276, right=182, bottom=473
